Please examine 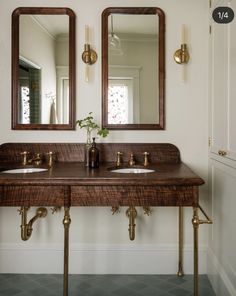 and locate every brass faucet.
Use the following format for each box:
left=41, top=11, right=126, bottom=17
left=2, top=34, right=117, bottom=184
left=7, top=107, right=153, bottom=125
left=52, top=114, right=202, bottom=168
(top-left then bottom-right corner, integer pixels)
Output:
left=128, top=153, right=135, bottom=166
left=116, top=151, right=123, bottom=167
left=20, top=151, right=56, bottom=166
left=20, top=152, right=43, bottom=166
